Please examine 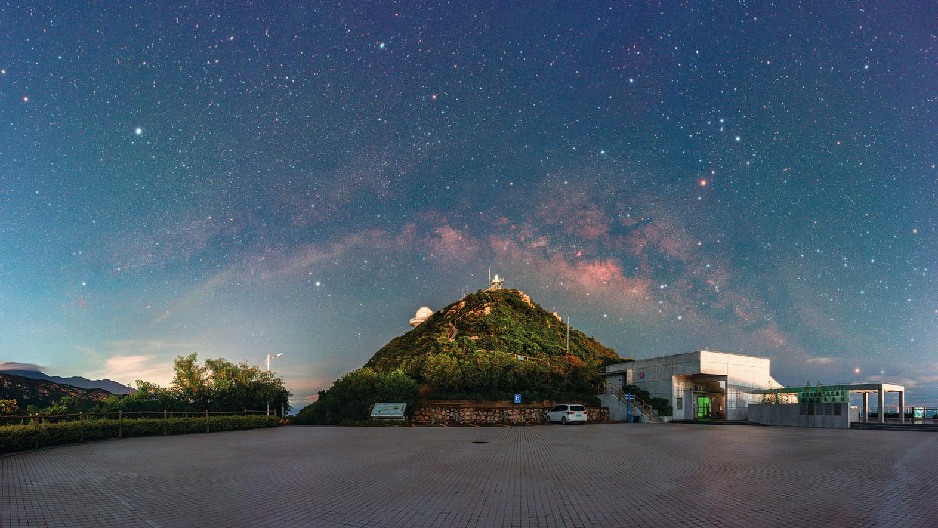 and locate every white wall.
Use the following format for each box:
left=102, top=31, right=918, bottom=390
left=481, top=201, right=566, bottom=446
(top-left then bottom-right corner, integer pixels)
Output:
left=748, top=403, right=851, bottom=428
left=606, top=351, right=782, bottom=422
